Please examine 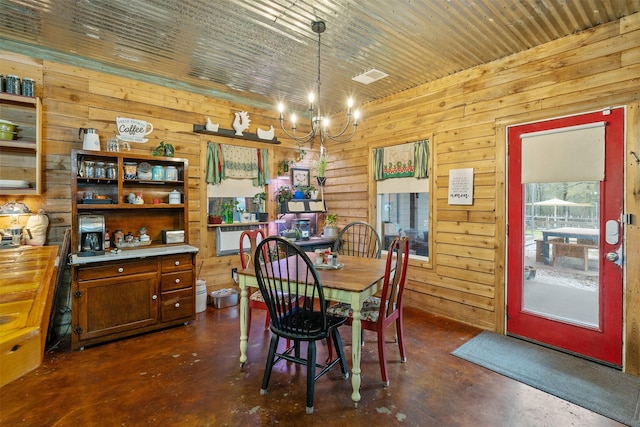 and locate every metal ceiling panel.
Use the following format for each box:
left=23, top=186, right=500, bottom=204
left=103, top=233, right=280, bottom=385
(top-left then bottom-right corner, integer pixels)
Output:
left=1, top=0, right=638, bottom=114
